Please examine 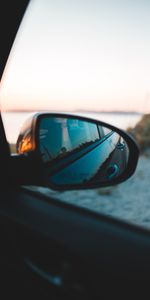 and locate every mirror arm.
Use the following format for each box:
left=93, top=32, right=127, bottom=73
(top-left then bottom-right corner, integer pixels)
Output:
left=9, top=154, right=43, bottom=186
